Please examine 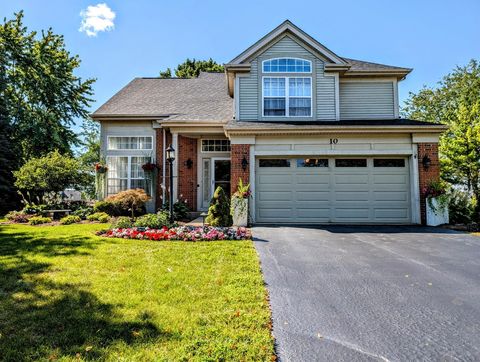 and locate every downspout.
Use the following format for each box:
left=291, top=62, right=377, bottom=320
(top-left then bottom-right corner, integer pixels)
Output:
left=162, top=128, right=166, bottom=207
